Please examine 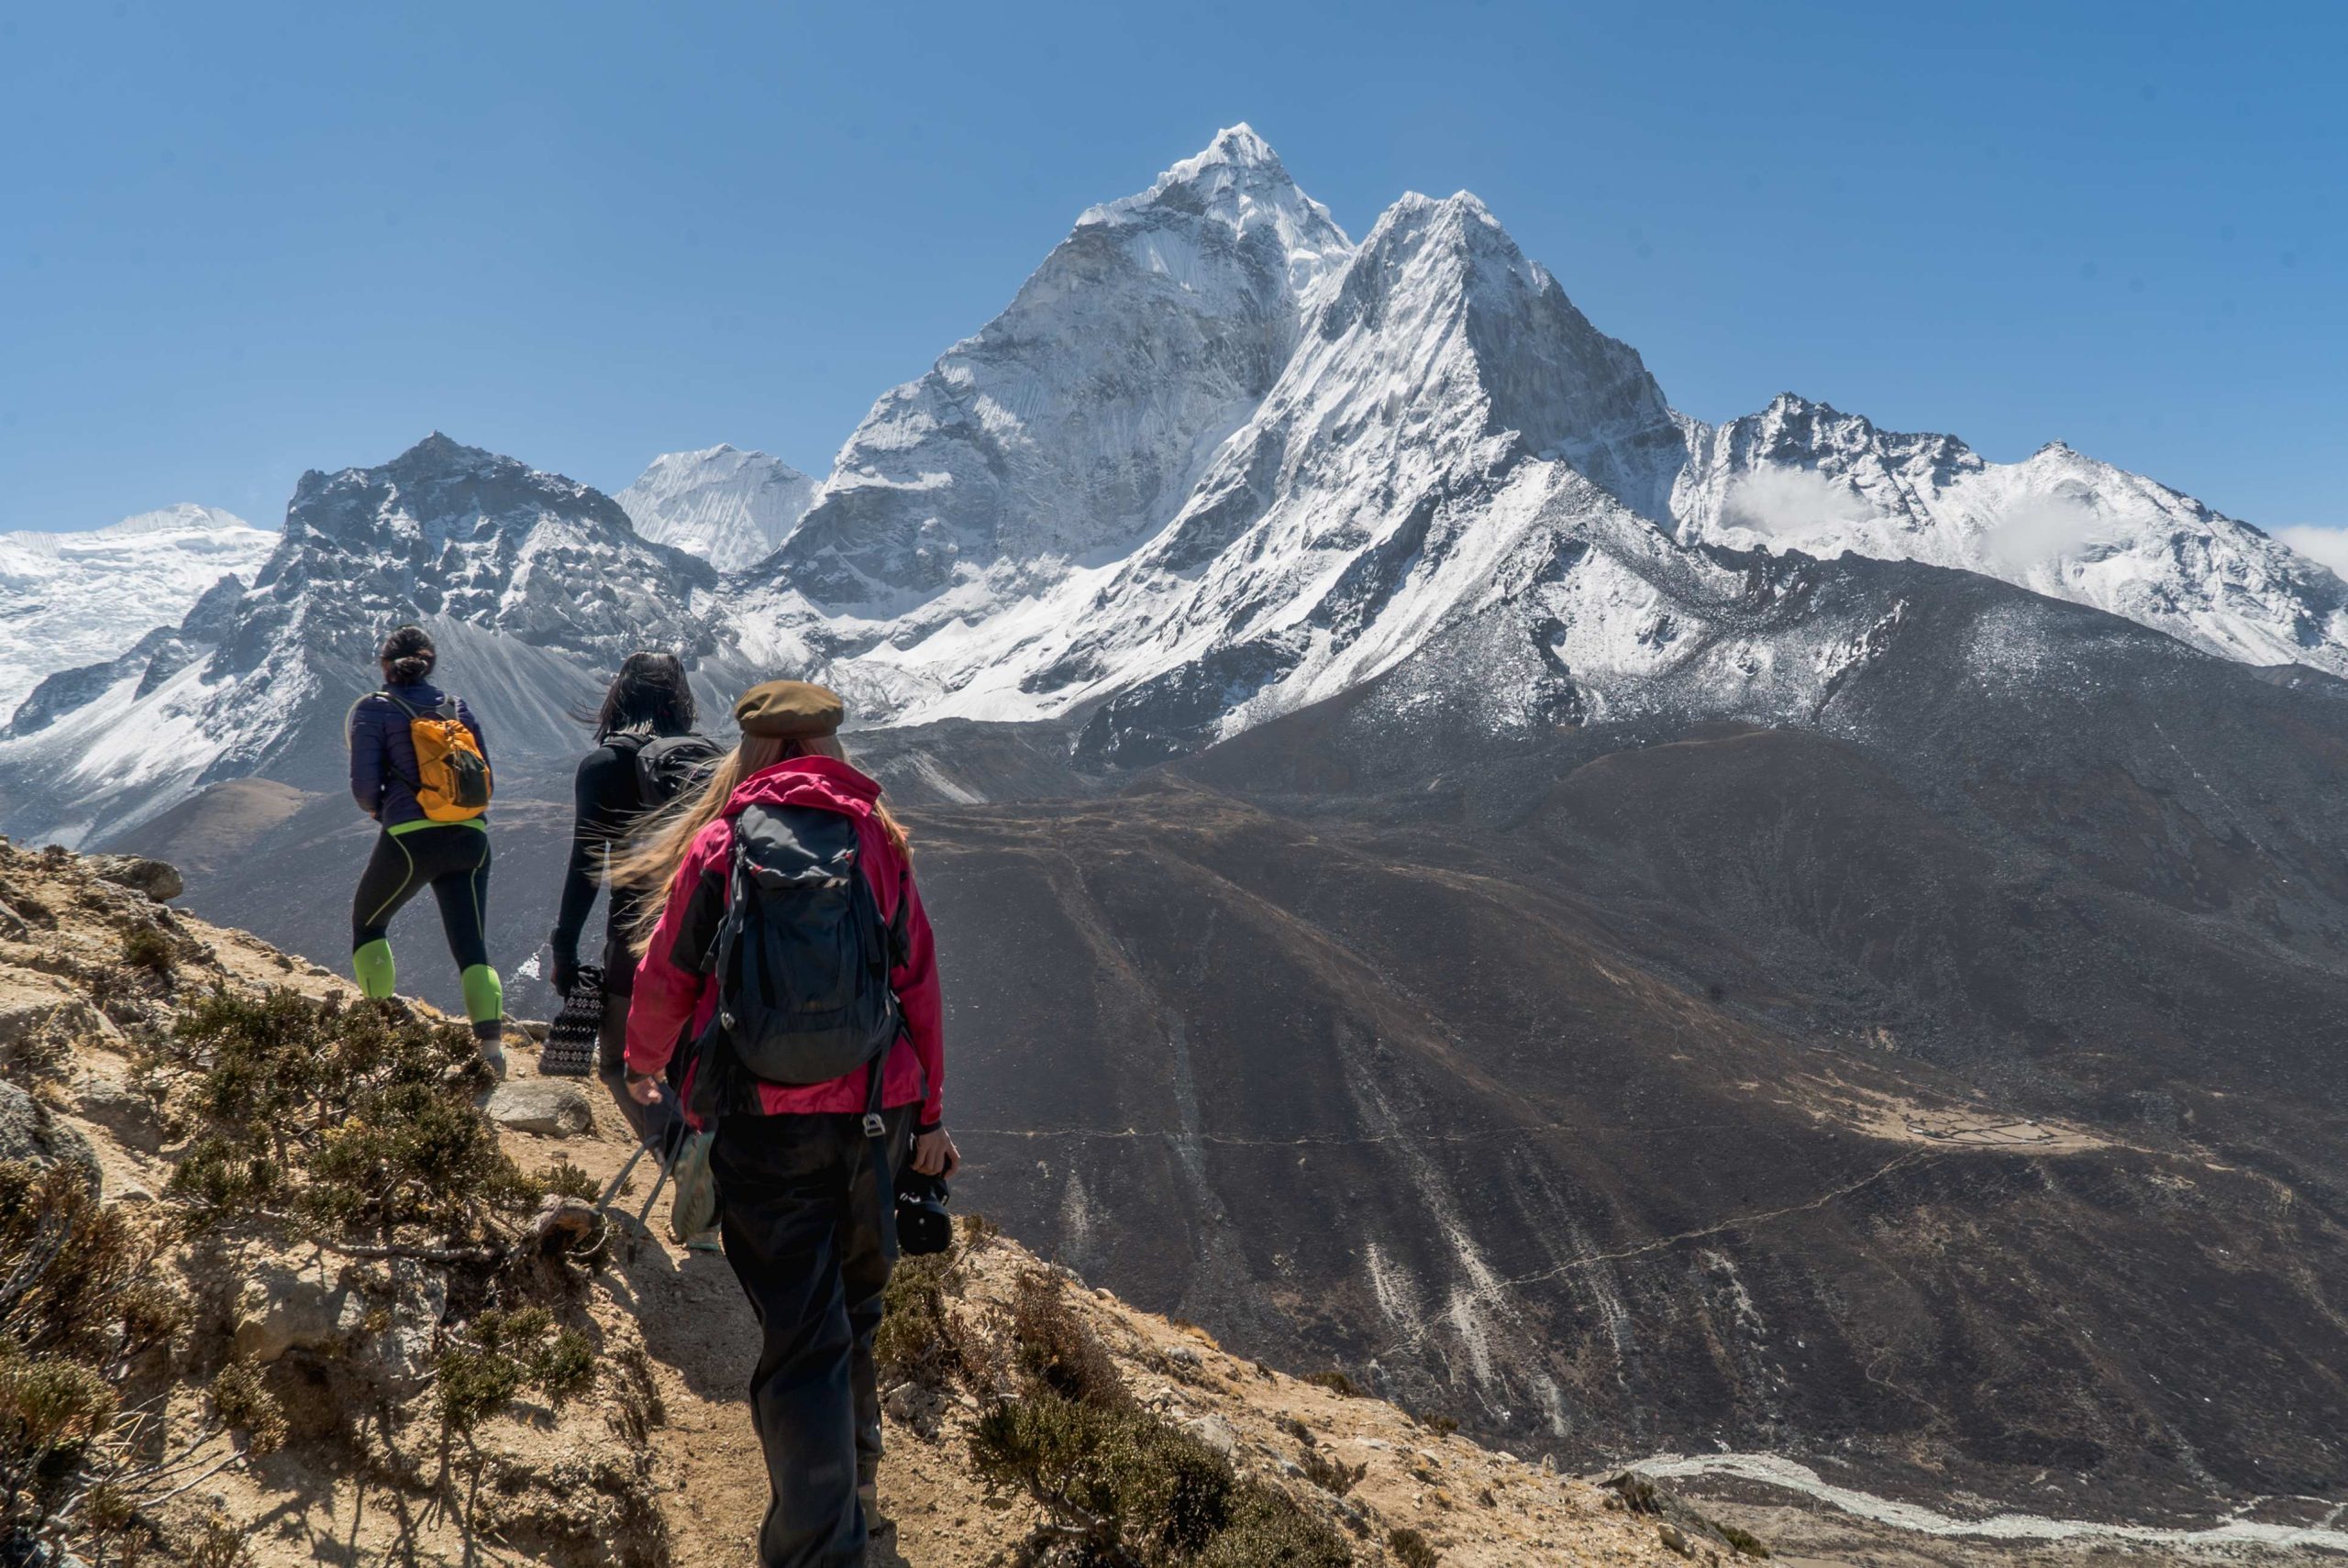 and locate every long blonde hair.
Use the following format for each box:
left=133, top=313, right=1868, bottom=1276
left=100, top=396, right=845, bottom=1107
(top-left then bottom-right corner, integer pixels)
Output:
left=611, top=732, right=909, bottom=956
